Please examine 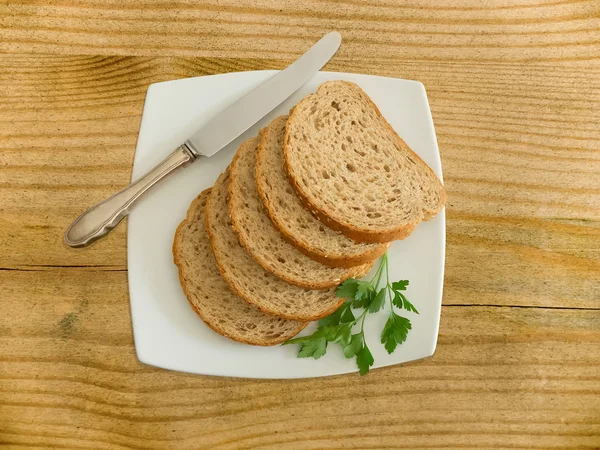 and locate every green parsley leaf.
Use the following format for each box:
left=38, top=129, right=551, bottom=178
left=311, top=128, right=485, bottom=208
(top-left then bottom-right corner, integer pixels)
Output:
left=355, top=281, right=375, bottom=301
left=297, top=337, right=327, bottom=359
left=352, top=286, right=376, bottom=309
left=336, top=278, right=359, bottom=299
left=284, top=252, right=418, bottom=376
left=341, top=306, right=355, bottom=323
left=282, top=335, right=310, bottom=346
left=392, top=290, right=404, bottom=309
left=380, top=312, right=412, bottom=354
left=368, top=288, right=386, bottom=313
left=319, top=325, right=341, bottom=341
left=285, top=328, right=330, bottom=359
left=402, top=297, right=419, bottom=314
left=319, top=303, right=357, bottom=328
left=392, top=290, right=419, bottom=314
left=319, top=303, right=348, bottom=327
left=392, top=280, right=409, bottom=291
left=331, top=324, right=352, bottom=346
left=356, top=343, right=374, bottom=375
left=343, top=333, right=364, bottom=359
left=319, top=302, right=354, bottom=326
left=285, top=324, right=344, bottom=359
